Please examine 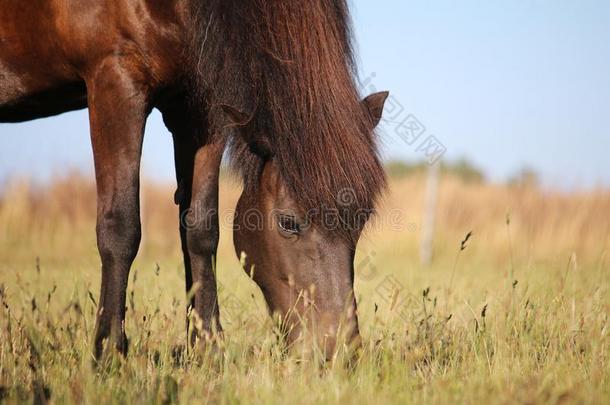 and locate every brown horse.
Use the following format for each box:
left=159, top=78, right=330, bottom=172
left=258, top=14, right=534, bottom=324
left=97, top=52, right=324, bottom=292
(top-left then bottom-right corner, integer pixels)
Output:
left=0, top=0, right=388, bottom=359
